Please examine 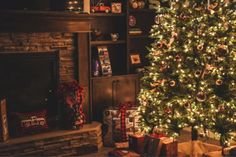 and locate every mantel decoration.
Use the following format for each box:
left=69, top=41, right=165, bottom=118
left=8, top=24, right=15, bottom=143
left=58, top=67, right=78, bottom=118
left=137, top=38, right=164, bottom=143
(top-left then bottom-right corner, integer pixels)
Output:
left=57, top=80, right=85, bottom=129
